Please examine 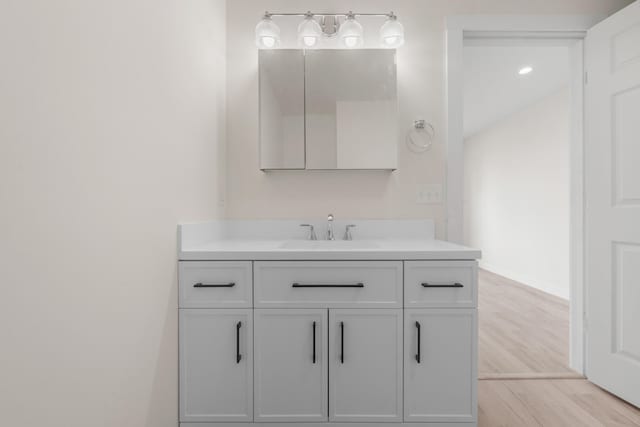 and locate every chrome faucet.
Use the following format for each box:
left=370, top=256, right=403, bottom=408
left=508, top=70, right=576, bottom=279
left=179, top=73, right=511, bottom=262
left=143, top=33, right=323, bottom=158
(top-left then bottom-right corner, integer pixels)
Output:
left=326, top=213, right=334, bottom=240
left=300, top=224, right=317, bottom=240
left=343, top=224, right=356, bottom=240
